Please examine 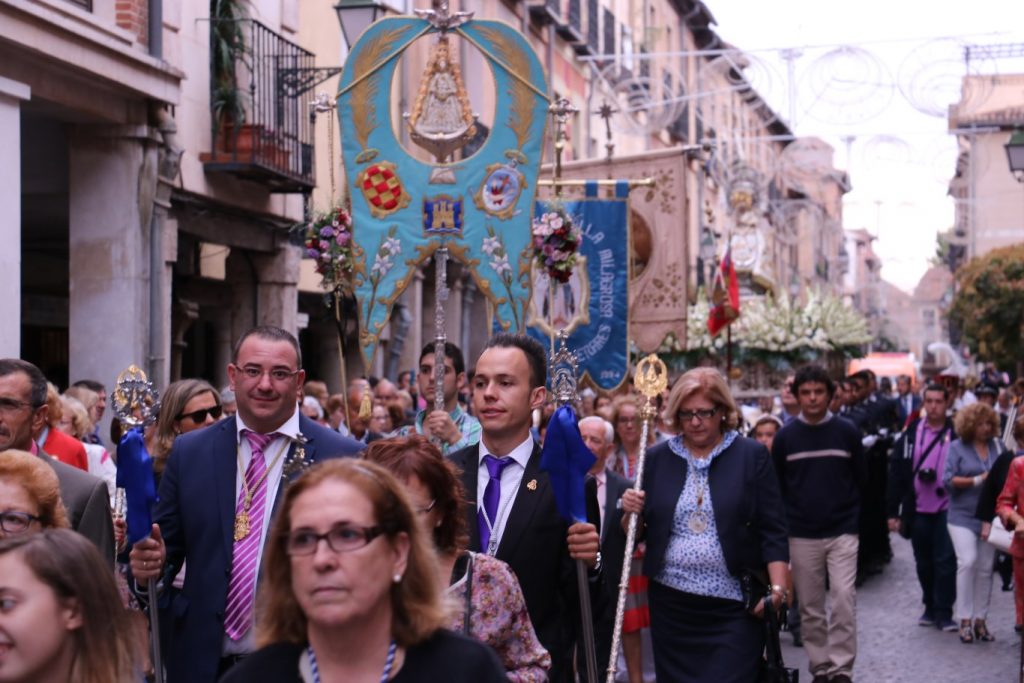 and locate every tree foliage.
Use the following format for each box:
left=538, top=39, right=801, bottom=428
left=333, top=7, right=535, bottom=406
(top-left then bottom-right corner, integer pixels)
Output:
left=948, top=244, right=1024, bottom=369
